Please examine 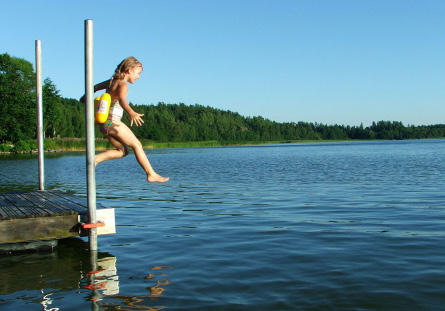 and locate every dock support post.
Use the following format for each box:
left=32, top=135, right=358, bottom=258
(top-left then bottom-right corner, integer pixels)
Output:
left=35, top=40, right=44, bottom=191
left=85, top=19, right=98, bottom=251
